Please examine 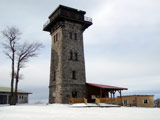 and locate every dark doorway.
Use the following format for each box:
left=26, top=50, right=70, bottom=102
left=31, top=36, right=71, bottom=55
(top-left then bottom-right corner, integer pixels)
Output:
left=0, top=95, right=7, bottom=104
left=133, top=100, right=137, bottom=106
left=72, top=91, right=77, bottom=98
